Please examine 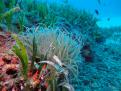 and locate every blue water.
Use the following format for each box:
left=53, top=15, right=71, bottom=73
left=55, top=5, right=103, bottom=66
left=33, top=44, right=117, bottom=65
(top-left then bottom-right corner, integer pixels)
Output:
left=46, top=0, right=121, bottom=28
left=52, top=0, right=121, bottom=18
